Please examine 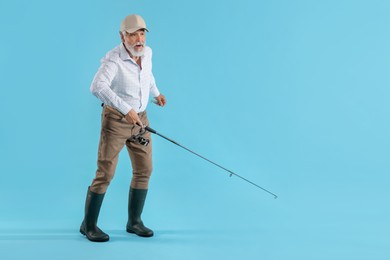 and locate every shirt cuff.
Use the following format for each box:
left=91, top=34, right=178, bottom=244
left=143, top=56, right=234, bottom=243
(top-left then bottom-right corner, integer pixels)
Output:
left=151, top=88, right=160, bottom=98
